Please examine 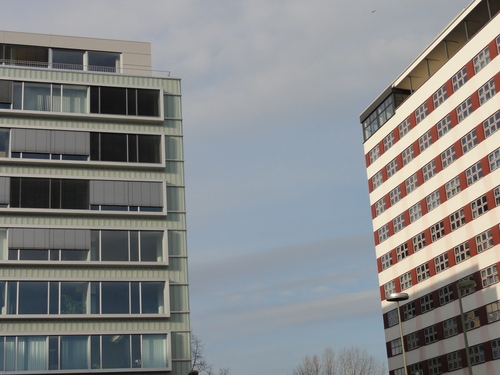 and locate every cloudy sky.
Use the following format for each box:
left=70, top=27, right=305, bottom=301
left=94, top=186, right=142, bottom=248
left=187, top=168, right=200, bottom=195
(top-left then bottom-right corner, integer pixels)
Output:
left=2, top=0, right=474, bottom=374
